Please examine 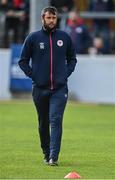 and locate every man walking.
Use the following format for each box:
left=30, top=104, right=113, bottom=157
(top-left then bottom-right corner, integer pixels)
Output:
left=18, top=6, right=77, bottom=166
